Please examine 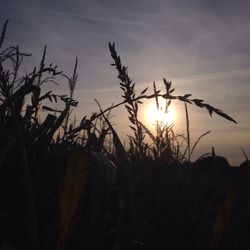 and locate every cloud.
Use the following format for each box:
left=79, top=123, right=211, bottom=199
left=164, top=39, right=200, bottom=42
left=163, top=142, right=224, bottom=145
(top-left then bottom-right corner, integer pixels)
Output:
left=3, top=1, right=172, bottom=29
